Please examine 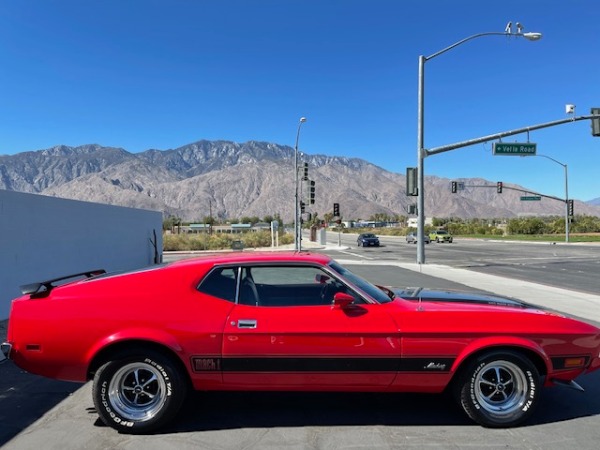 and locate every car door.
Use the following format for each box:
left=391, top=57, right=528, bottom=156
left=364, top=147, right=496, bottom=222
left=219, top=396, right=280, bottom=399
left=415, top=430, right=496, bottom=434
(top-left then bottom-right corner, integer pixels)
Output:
left=222, top=264, right=400, bottom=388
